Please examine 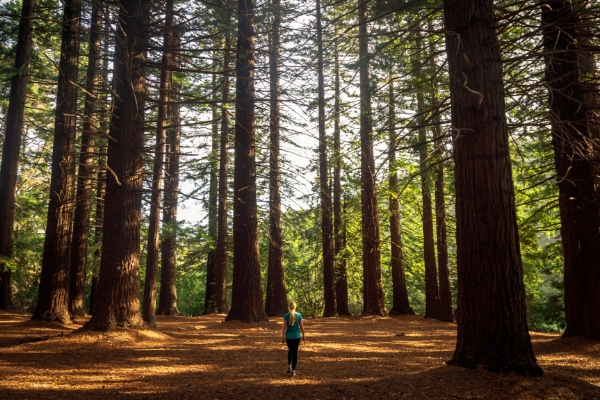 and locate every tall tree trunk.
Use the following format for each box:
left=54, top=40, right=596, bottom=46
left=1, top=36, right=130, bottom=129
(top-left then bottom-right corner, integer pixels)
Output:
left=388, top=77, right=414, bottom=316
left=33, top=0, right=81, bottom=323
left=333, top=30, right=349, bottom=316
left=215, top=31, right=232, bottom=314
left=415, top=30, right=439, bottom=319
left=433, top=103, right=454, bottom=323
left=429, top=23, right=454, bottom=322
left=443, top=0, right=543, bottom=375
left=160, top=45, right=182, bottom=318
left=204, top=49, right=220, bottom=315
left=573, top=0, right=600, bottom=192
left=317, top=0, right=337, bottom=317
left=358, top=0, right=386, bottom=316
left=144, top=0, right=173, bottom=325
left=89, top=12, right=111, bottom=316
left=542, top=0, right=600, bottom=339
left=225, top=0, right=268, bottom=323
left=0, top=0, right=36, bottom=310
left=85, top=0, right=150, bottom=331
left=265, top=0, right=288, bottom=317
left=69, top=0, right=102, bottom=317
